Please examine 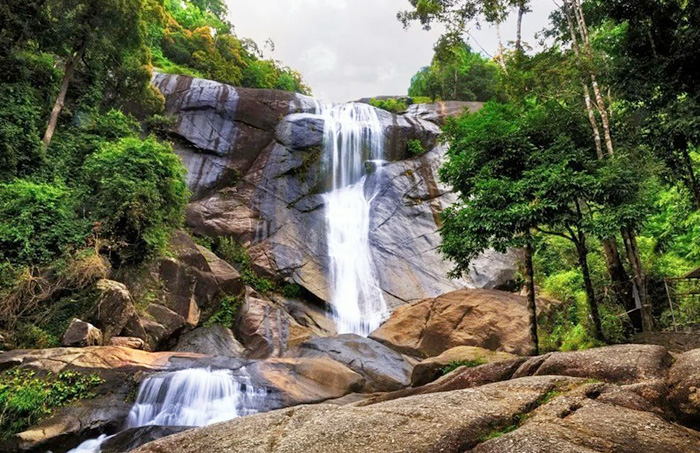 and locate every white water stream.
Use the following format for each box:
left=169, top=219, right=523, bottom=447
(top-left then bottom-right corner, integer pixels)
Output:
left=68, top=368, right=267, bottom=453
left=316, top=102, right=389, bottom=336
